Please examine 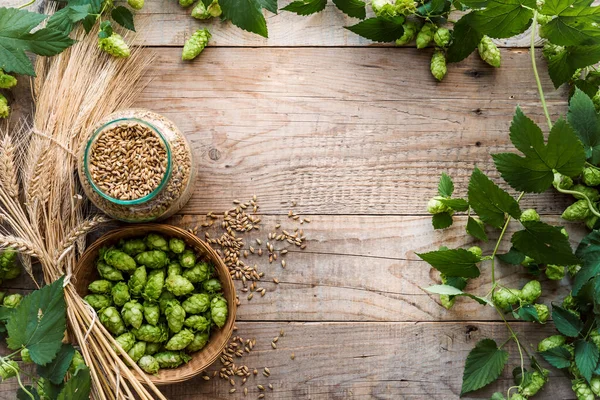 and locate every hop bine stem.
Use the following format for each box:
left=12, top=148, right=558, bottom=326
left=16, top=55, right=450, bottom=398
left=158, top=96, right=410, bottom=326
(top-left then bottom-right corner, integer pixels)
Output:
left=531, top=12, right=553, bottom=130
